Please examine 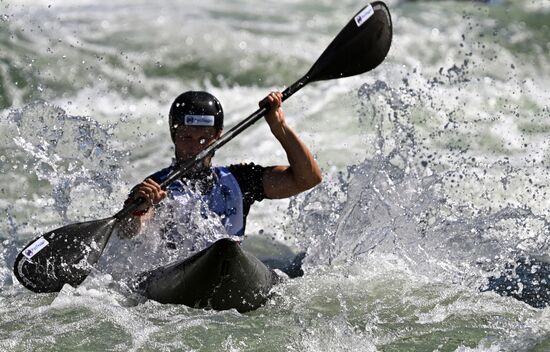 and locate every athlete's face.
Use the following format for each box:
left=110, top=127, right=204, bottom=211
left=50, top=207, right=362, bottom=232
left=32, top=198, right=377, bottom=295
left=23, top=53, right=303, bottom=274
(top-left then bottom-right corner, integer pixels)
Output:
left=173, top=125, right=222, bottom=161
